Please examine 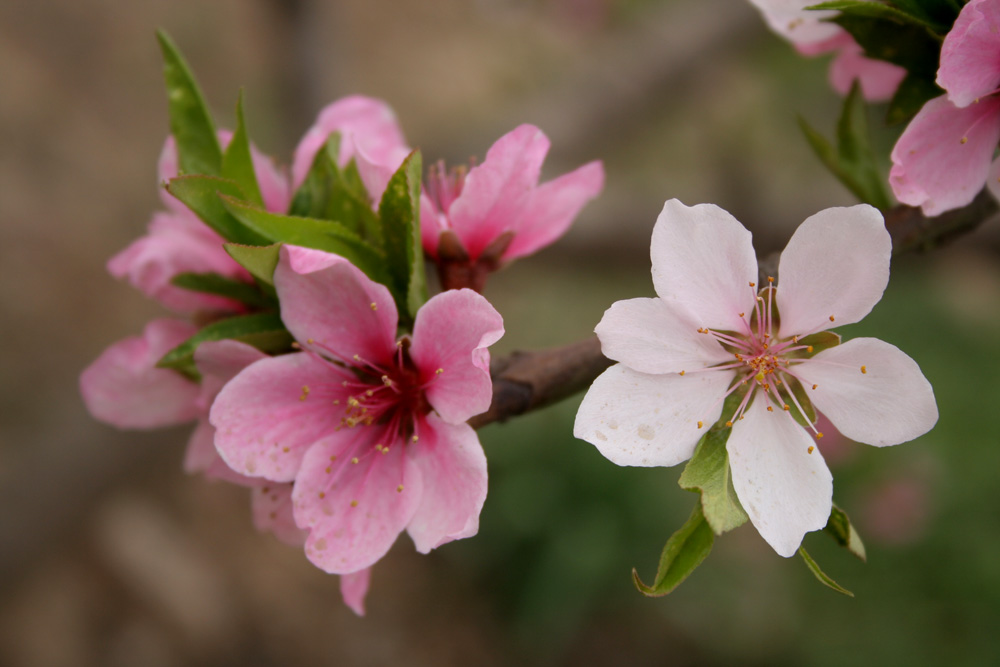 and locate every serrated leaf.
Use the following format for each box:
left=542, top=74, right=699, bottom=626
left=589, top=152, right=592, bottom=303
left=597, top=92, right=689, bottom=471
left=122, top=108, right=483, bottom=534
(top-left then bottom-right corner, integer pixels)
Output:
left=886, top=73, right=942, bottom=125
left=166, top=175, right=269, bottom=245
left=678, top=427, right=749, bottom=534
left=224, top=243, right=282, bottom=287
left=825, top=504, right=867, bottom=561
left=156, top=31, right=222, bottom=177
left=633, top=504, right=714, bottom=597
left=221, top=90, right=263, bottom=207
left=170, top=272, right=273, bottom=309
left=220, top=195, right=389, bottom=284
left=378, top=150, right=427, bottom=325
left=156, top=312, right=291, bottom=378
left=832, top=12, right=941, bottom=77
left=798, top=546, right=855, bottom=597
